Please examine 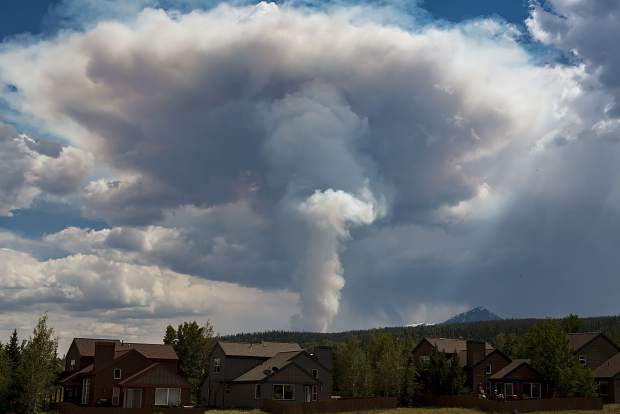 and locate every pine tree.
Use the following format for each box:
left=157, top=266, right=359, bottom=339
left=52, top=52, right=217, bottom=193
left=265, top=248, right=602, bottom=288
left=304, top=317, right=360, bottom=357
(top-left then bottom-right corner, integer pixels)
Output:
left=0, top=343, right=11, bottom=412
left=16, top=315, right=60, bottom=414
left=7, top=329, right=20, bottom=369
